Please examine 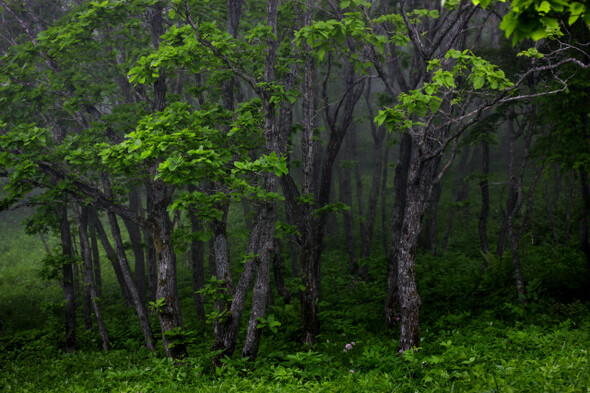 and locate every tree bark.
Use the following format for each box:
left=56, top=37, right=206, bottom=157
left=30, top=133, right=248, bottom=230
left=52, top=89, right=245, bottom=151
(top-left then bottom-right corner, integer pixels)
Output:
left=100, top=177, right=155, bottom=351
left=89, top=219, right=102, bottom=298
left=74, top=204, right=110, bottom=350
left=397, top=154, right=439, bottom=351
left=150, top=181, right=188, bottom=359
left=385, top=133, right=411, bottom=331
